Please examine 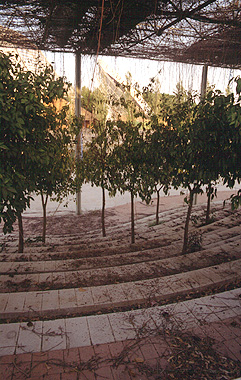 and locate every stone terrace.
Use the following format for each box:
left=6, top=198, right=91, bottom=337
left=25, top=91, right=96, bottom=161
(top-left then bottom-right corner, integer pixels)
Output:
left=0, top=193, right=241, bottom=379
